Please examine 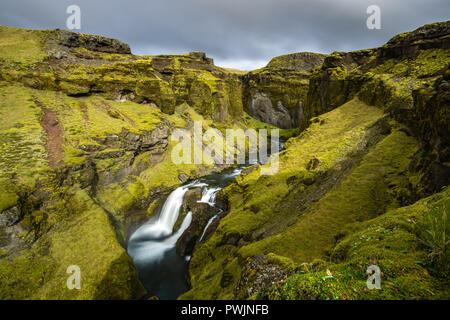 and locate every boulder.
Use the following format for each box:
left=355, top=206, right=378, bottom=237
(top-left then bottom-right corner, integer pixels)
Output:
left=182, top=188, right=202, bottom=211
left=0, top=206, right=22, bottom=227
left=233, top=255, right=292, bottom=299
